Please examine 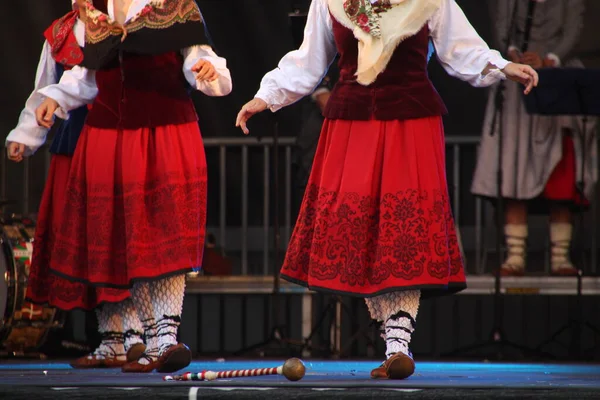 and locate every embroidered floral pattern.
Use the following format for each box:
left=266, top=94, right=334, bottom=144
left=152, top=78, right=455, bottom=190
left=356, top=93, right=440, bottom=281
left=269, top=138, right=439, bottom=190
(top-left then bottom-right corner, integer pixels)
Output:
left=281, top=184, right=465, bottom=294
left=343, top=0, right=395, bottom=37
left=84, top=0, right=202, bottom=44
